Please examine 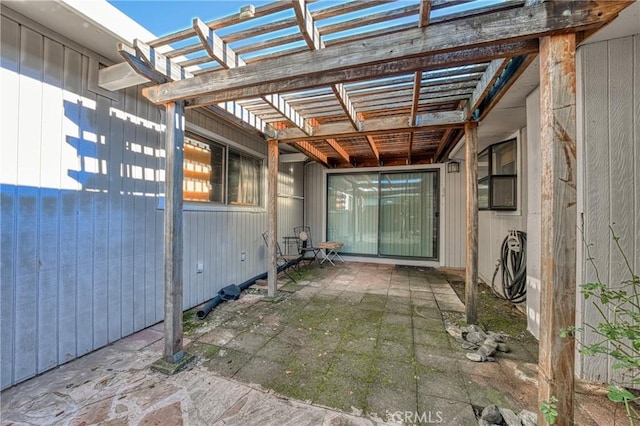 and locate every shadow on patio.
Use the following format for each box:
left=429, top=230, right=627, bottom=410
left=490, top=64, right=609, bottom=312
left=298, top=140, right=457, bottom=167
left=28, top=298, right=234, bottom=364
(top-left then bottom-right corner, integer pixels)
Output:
left=1, top=262, right=622, bottom=425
